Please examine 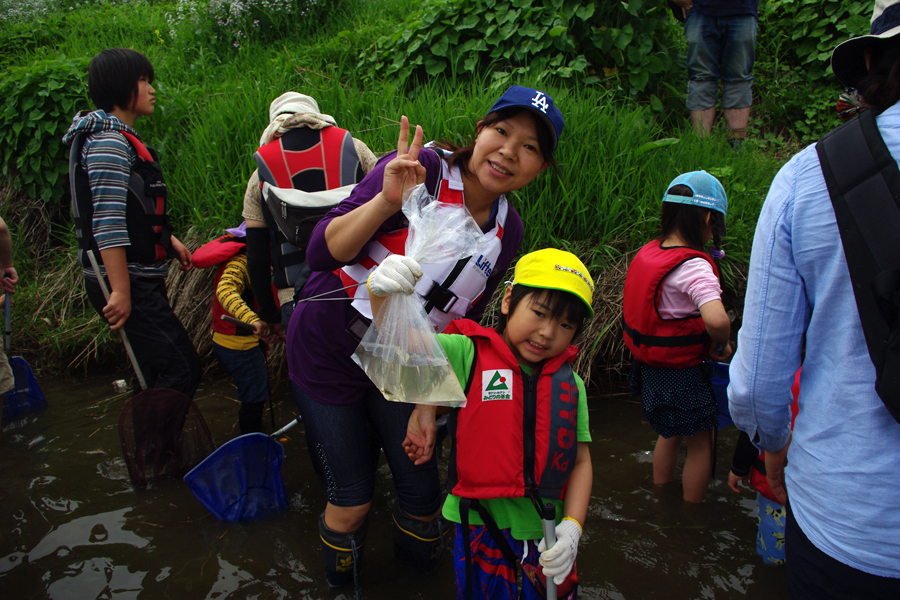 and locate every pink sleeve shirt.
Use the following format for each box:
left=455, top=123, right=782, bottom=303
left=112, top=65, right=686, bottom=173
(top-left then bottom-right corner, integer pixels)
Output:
left=657, top=257, right=722, bottom=319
